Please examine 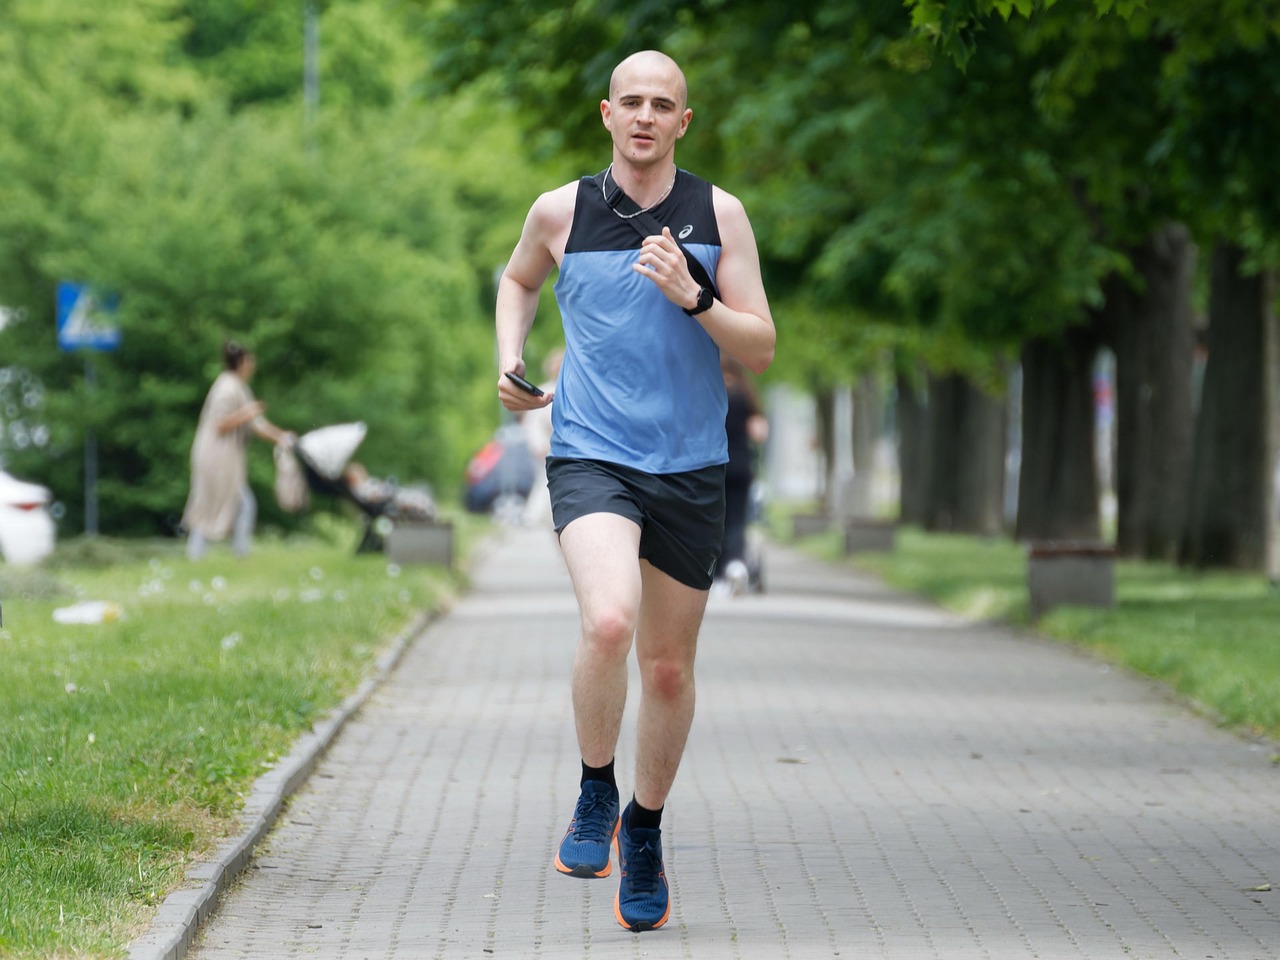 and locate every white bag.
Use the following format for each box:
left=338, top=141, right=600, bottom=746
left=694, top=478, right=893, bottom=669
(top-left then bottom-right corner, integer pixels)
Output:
left=274, top=446, right=310, bottom=512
